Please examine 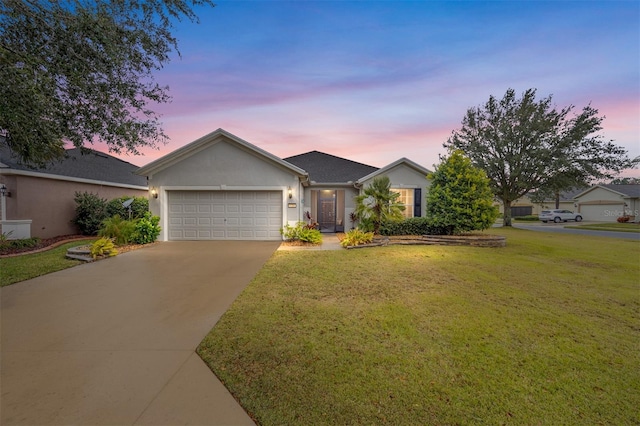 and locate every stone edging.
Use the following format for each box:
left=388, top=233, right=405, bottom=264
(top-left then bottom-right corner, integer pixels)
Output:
left=0, top=237, right=95, bottom=258
left=345, top=234, right=506, bottom=249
